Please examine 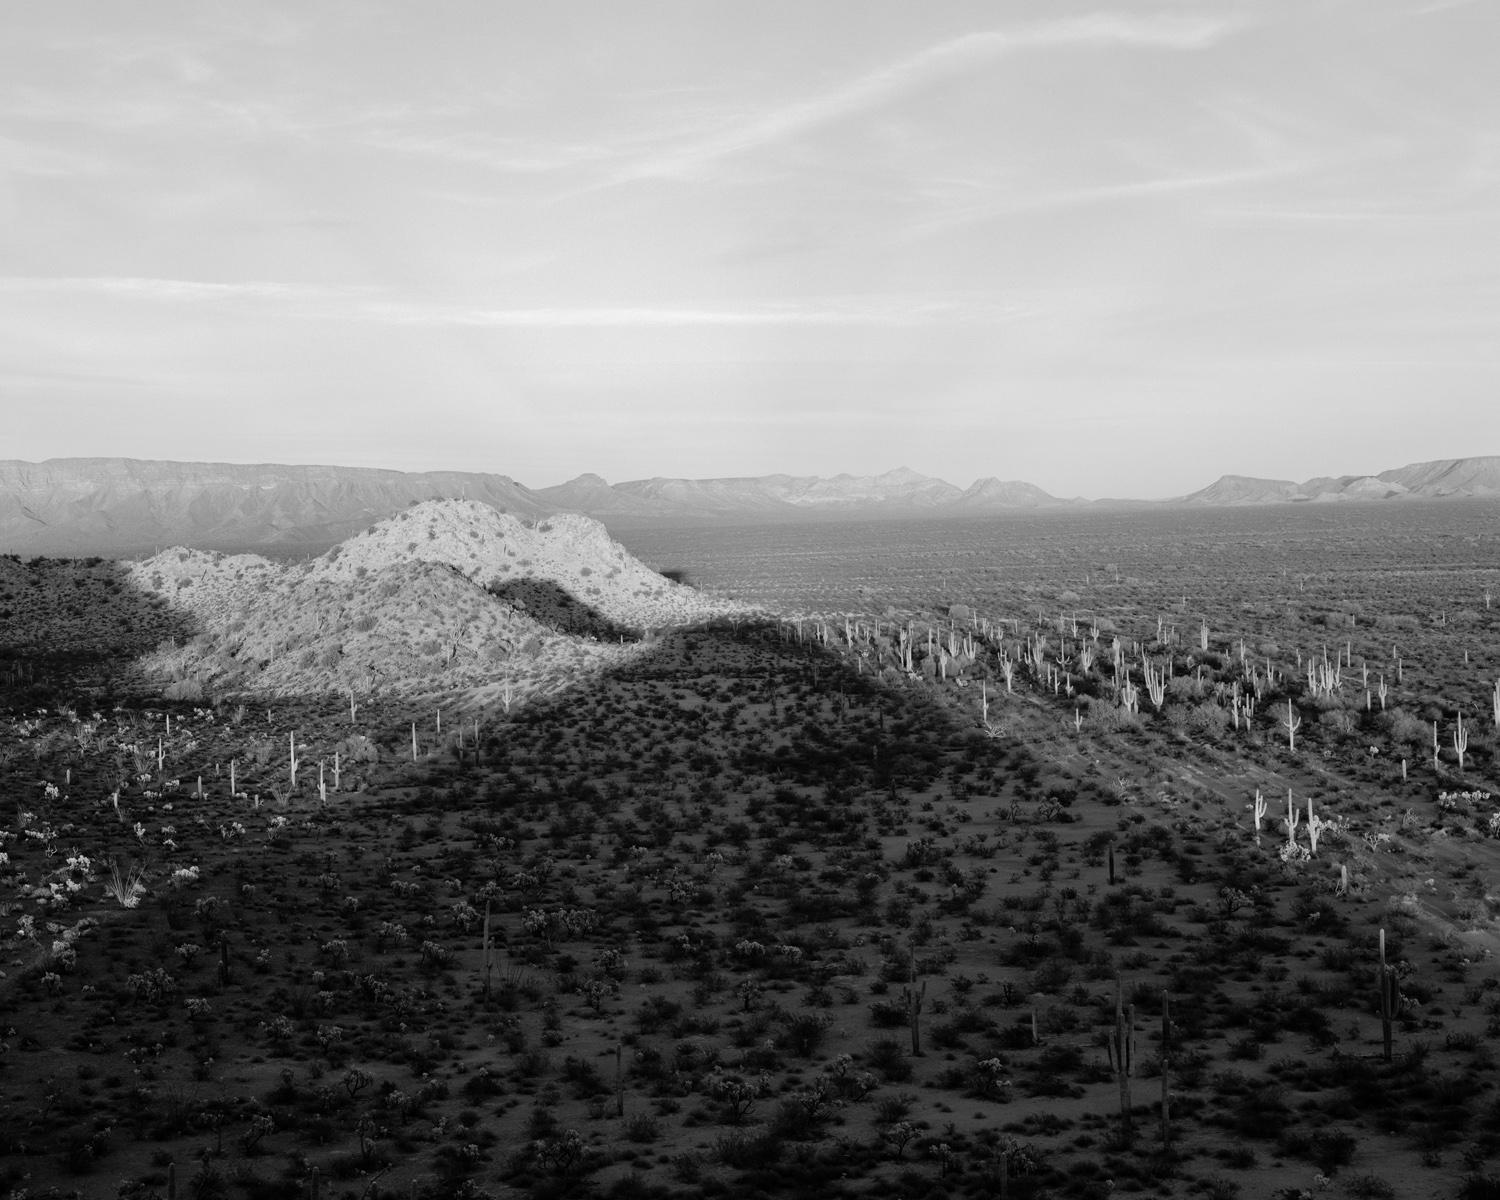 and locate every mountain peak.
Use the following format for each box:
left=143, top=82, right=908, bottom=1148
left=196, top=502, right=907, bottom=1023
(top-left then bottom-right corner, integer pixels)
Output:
left=875, top=466, right=930, bottom=485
